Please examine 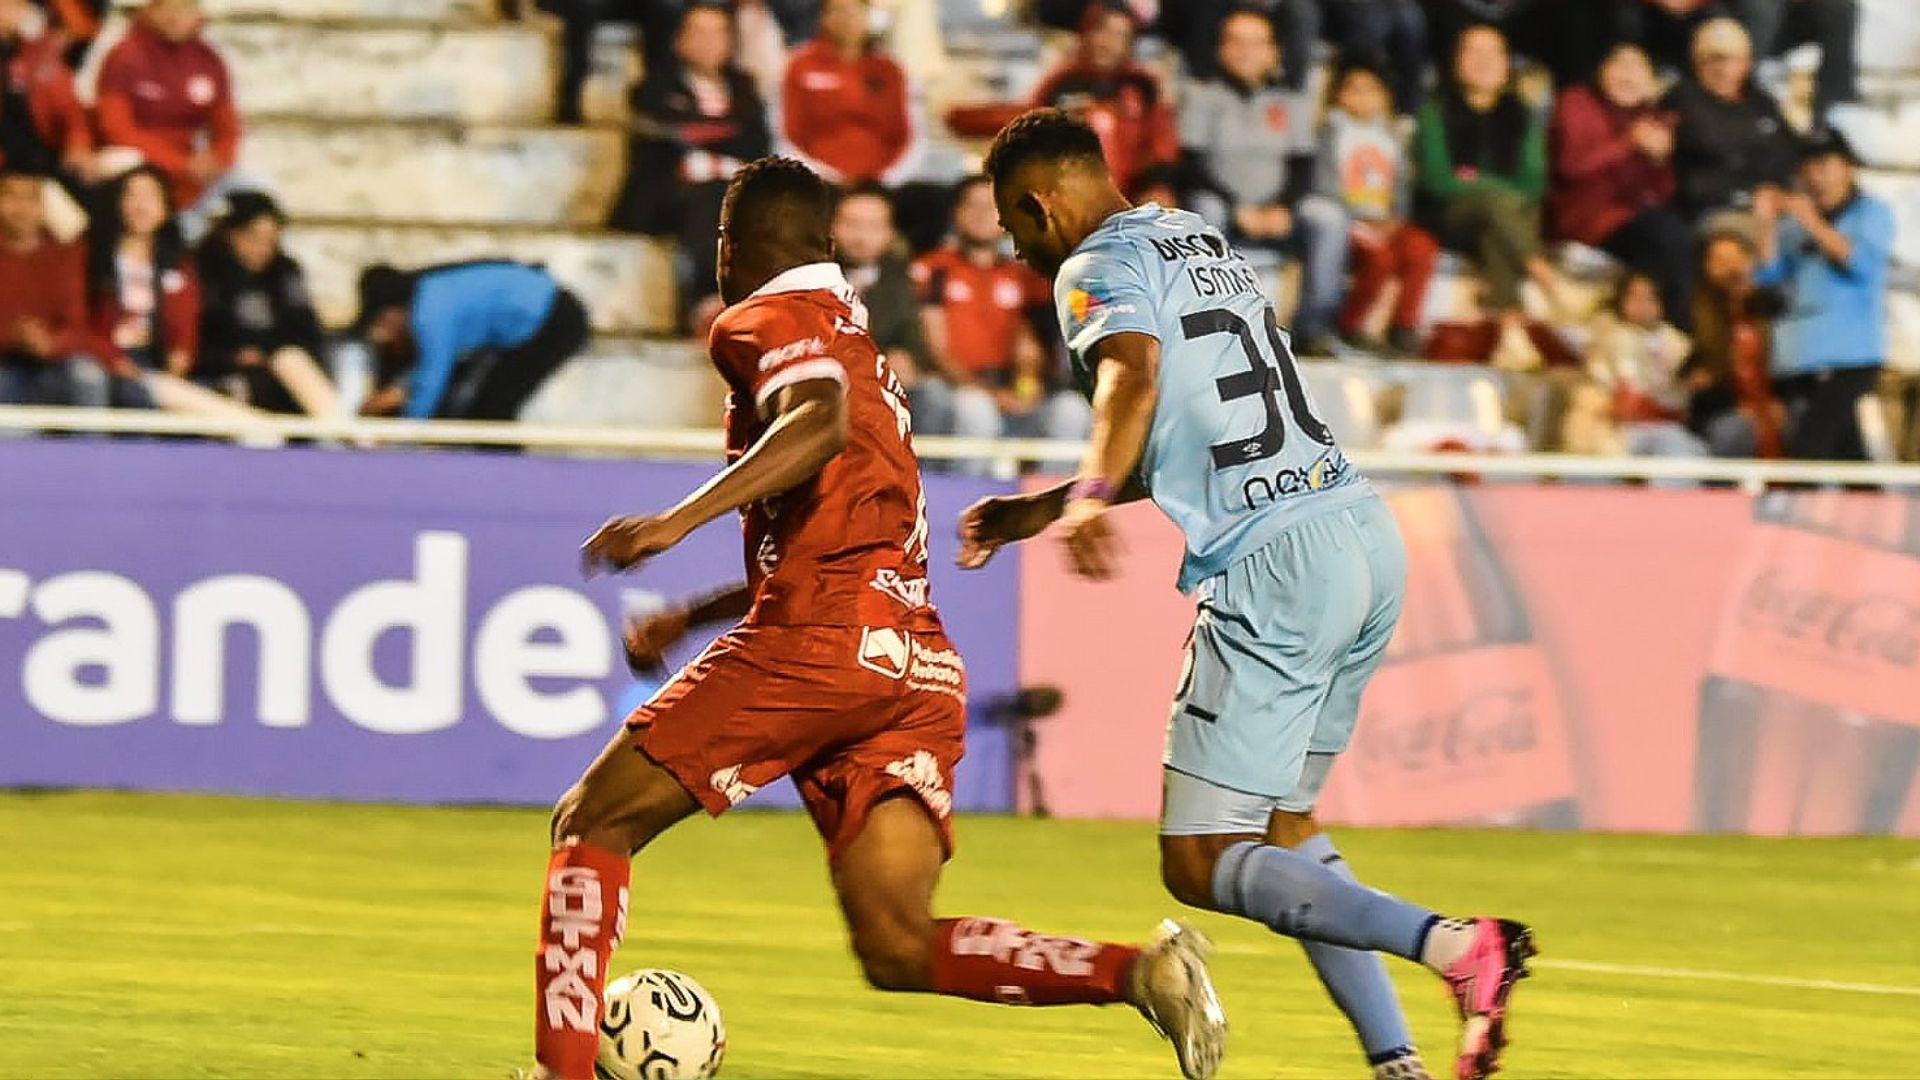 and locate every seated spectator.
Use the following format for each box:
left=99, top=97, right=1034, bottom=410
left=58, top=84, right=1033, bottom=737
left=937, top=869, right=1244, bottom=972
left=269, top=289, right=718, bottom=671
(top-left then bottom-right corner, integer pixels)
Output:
left=1318, top=0, right=1428, bottom=113
left=608, top=2, right=769, bottom=327
left=1179, top=7, right=1343, bottom=350
left=353, top=261, right=591, bottom=421
left=829, top=183, right=933, bottom=418
left=1584, top=270, right=1707, bottom=456
left=1030, top=3, right=1178, bottom=199
left=1753, top=129, right=1892, bottom=461
left=0, top=0, right=93, bottom=188
left=0, top=166, right=122, bottom=404
left=1684, top=228, right=1781, bottom=456
left=1153, top=0, right=1320, bottom=93
left=94, top=0, right=244, bottom=235
left=1739, top=0, right=1858, bottom=117
left=1425, top=0, right=1614, bottom=88
left=1415, top=25, right=1557, bottom=342
left=194, top=191, right=339, bottom=418
left=1663, top=17, right=1795, bottom=224
left=780, top=0, right=914, bottom=185
left=910, top=175, right=1091, bottom=447
left=87, top=163, right=191, bottom=381
left=1320, top=60, right=1438, bottom=355
left=1549, top=43, right=1693, bottom=326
